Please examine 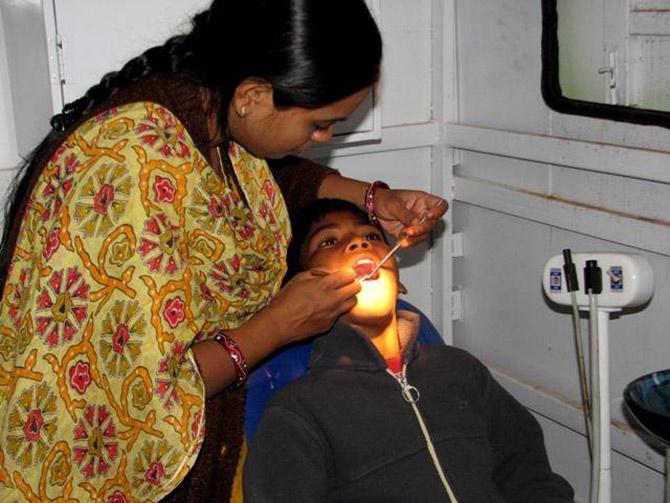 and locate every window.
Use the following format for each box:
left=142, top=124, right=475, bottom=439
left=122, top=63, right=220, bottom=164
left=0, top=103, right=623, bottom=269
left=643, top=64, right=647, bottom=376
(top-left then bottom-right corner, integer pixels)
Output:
left=542, top=0, right=670, bottom=128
